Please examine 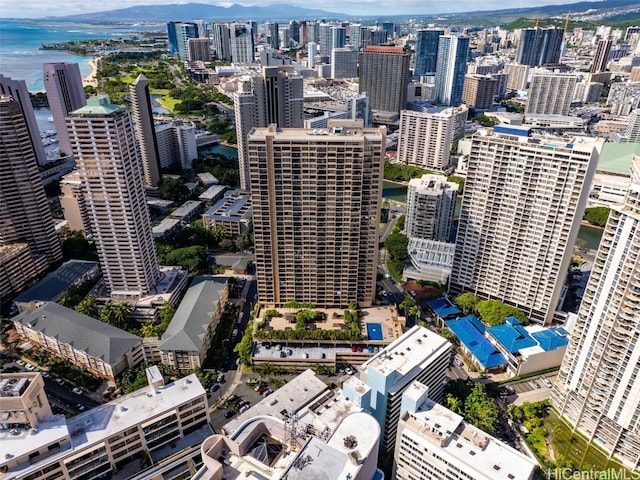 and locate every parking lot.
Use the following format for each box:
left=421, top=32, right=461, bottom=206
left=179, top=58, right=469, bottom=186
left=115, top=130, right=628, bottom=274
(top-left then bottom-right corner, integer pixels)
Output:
left=1, top=349, right=100, bottom=415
